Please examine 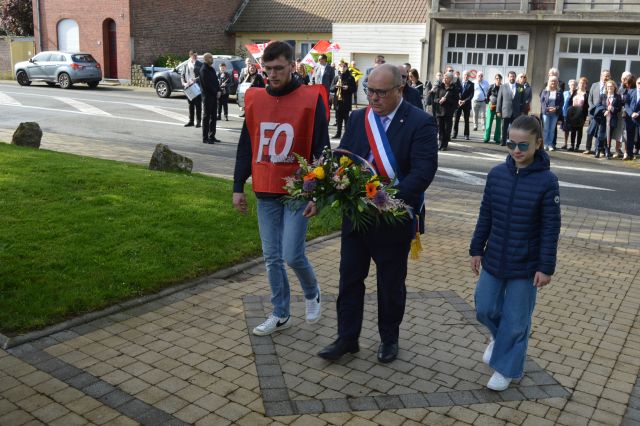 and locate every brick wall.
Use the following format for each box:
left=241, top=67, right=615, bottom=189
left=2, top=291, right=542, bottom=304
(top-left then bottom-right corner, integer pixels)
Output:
left=33, top=0, right=132, bottom=80
left=130, top=0, right=243, bottom=65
